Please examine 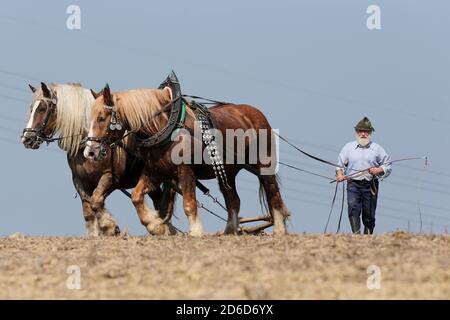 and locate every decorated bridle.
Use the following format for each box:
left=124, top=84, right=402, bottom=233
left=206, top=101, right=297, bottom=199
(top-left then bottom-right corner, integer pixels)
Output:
left=84, top=73, right=184, bottom=161
left=83, top=95, right=128, bottom=161
left=22, top=91, right=58, bottom=146
left=105, top=104, right=123, bottom=131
